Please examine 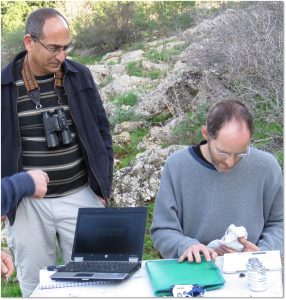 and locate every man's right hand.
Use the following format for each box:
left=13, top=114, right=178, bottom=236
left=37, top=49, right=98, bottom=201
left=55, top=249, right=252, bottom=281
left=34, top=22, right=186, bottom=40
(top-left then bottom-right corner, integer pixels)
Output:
left=179, top=243, right=217, bottom=263
left=27, top=170, right=49, bottom=199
